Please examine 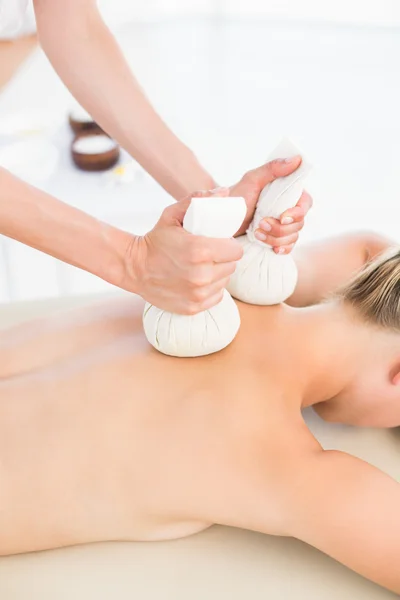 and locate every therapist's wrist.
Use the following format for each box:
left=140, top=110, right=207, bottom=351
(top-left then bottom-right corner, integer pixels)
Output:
left=97, top=224, right=141, bottom=294
left=124, top=135, right=217, bottom=201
